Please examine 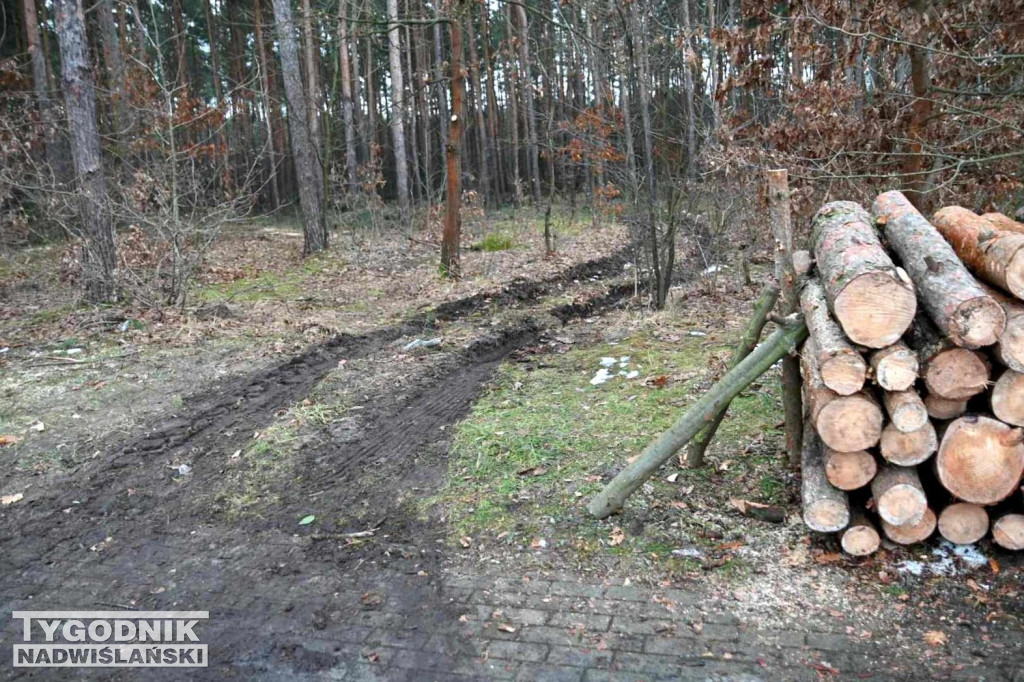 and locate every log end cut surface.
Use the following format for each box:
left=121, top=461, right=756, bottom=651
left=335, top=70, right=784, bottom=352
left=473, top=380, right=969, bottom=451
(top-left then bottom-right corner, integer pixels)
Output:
left=882, top=507, right=937, bottom=545
left=841, top=525, right=881, bottom=556
left=938, top=503, right=989, bottom=545
left=993, top=514, right=1024, bottom=550
left=833, top=271, right=916, bottom=349
left=924, top=349, right=990, bottom=400
left=949, top=295, right=1006, bottom=350
left=875, top=484, right=927, bottom=526
left=824, top=449, right=877, bottom=490
left=817, top=394, right=884, bottom=452
left=992, top=370, right=1024, bottom=427
left=937, top=416, right=1024, bottom=505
